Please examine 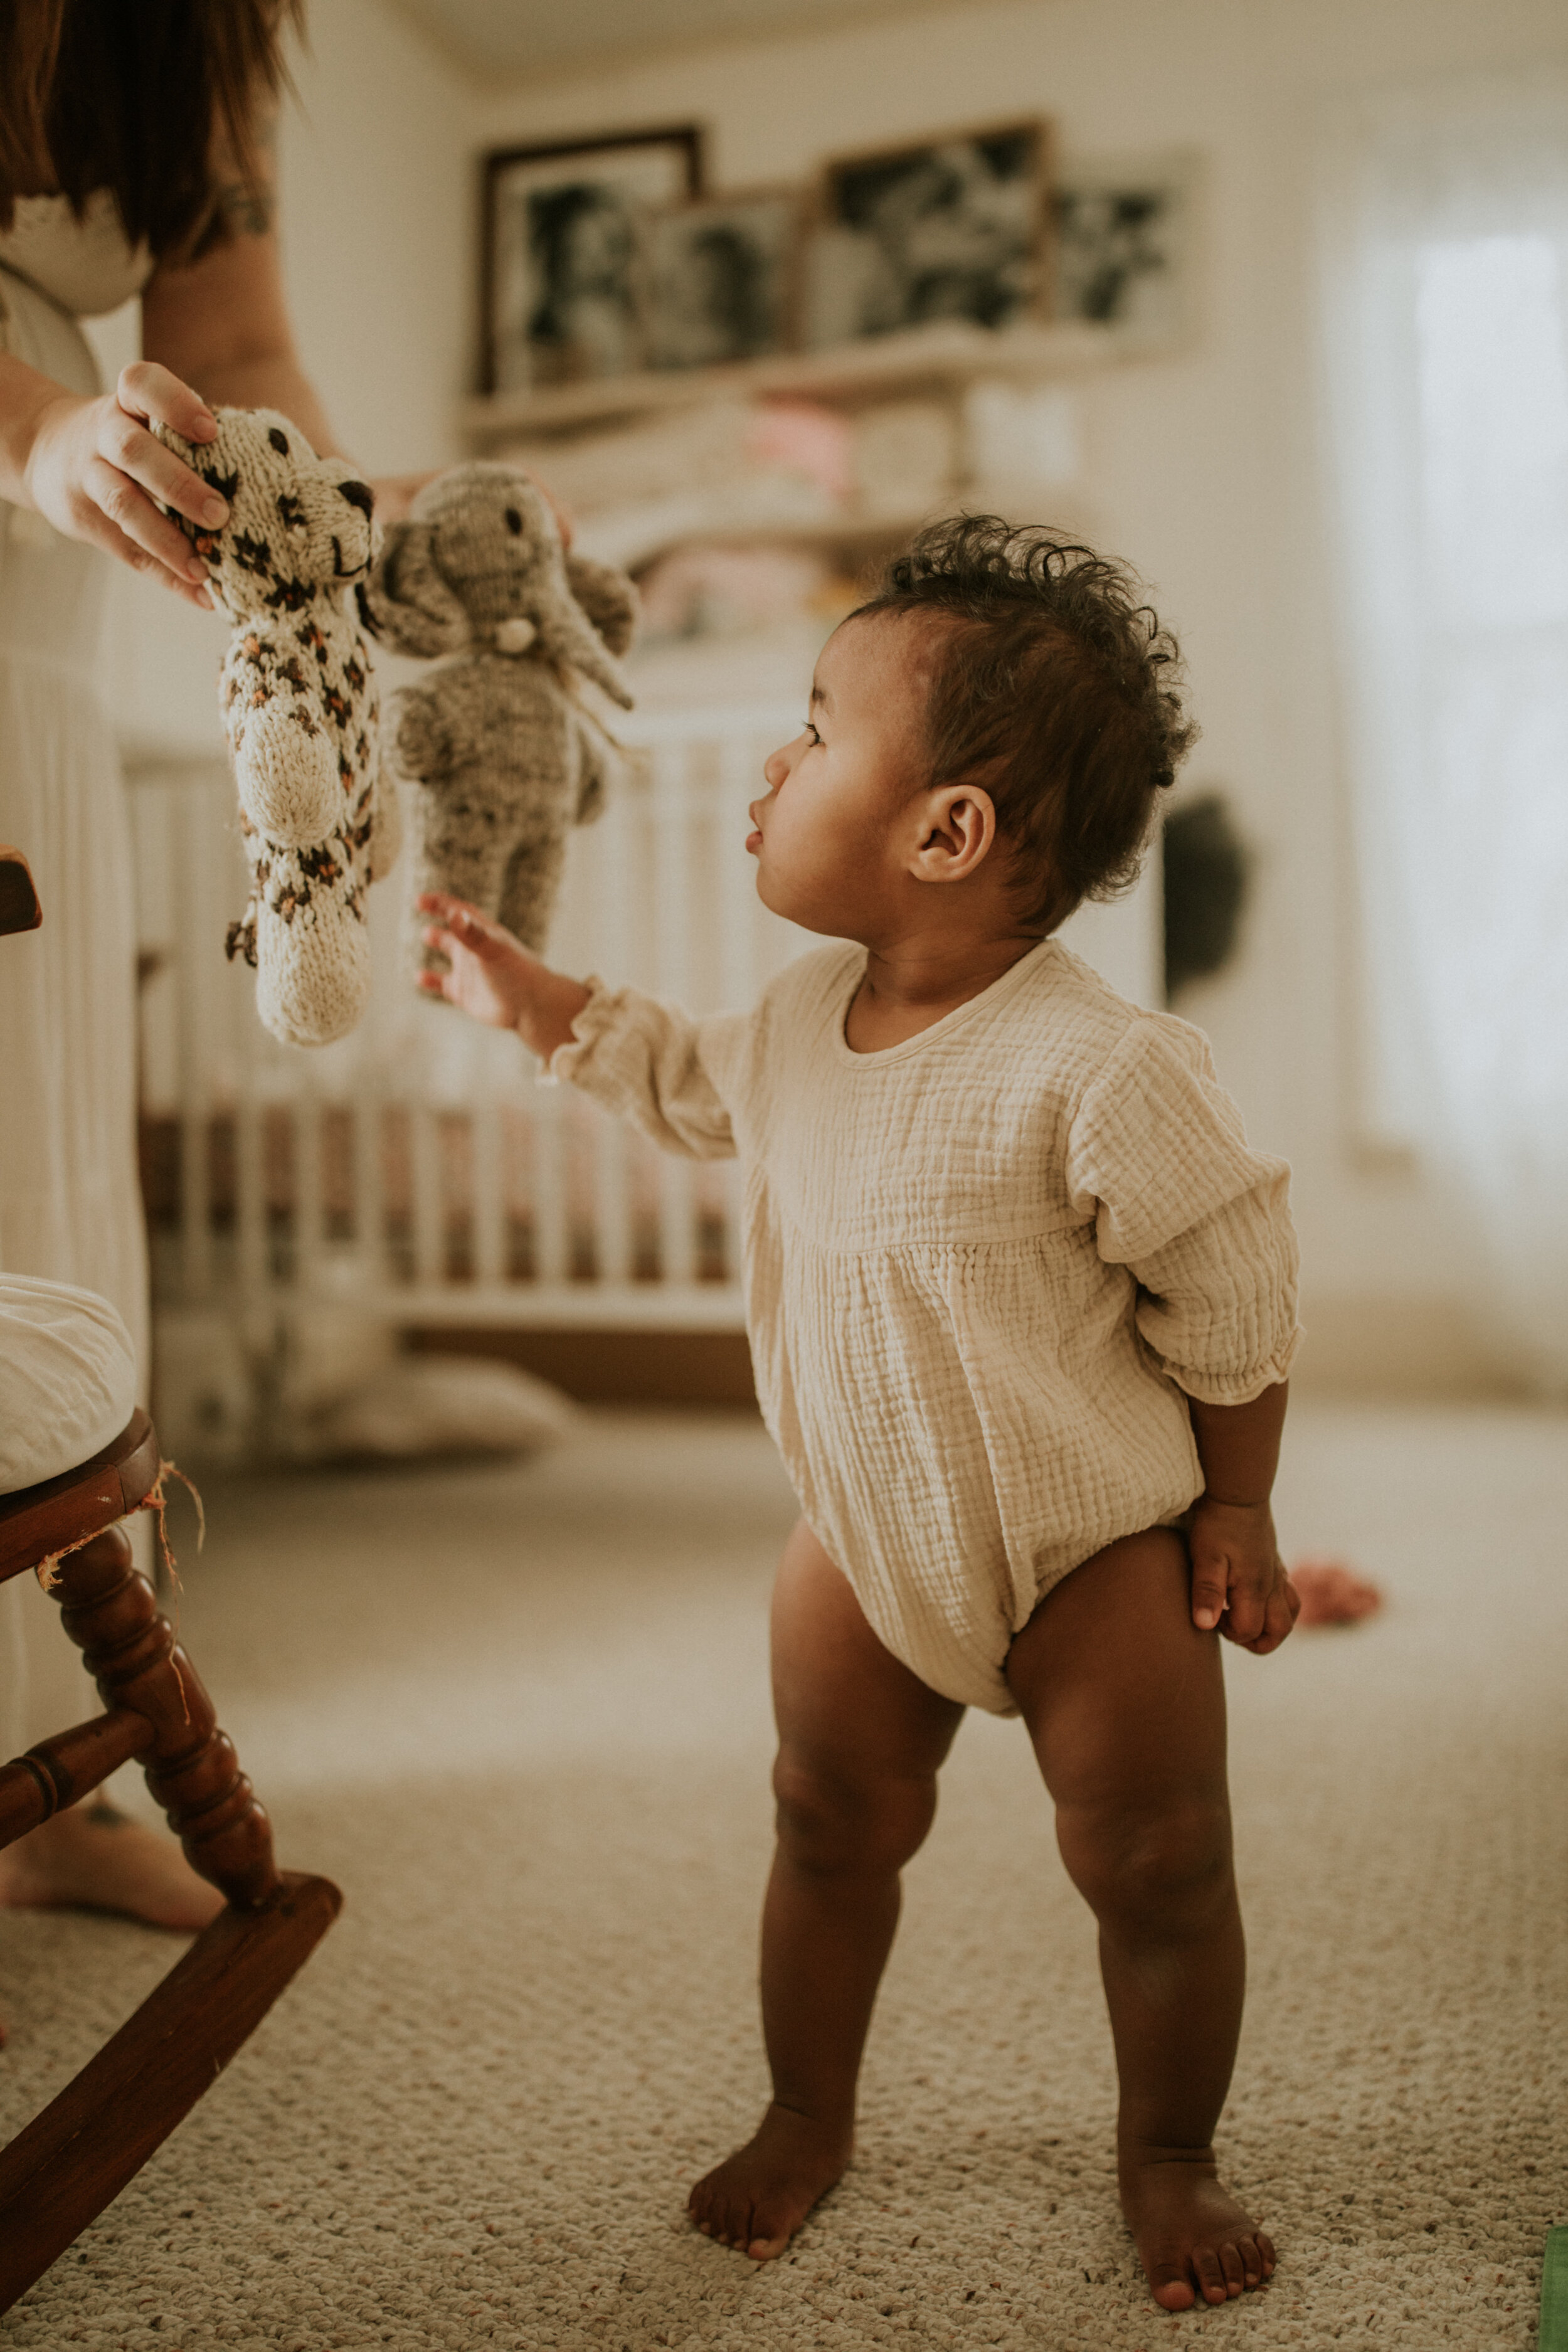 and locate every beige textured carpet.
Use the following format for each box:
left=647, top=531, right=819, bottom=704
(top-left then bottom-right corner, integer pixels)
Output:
left=1, top=1402, right=1564, bottom=2351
